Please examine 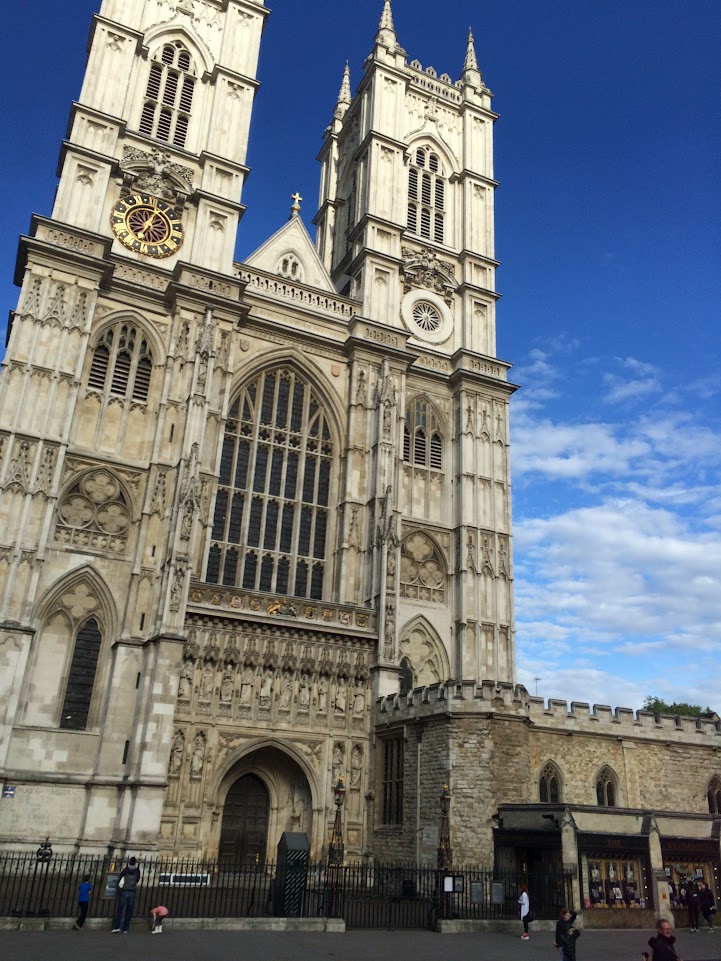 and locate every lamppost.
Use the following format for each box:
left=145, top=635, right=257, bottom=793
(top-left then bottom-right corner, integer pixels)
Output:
left=327, top=775, right=346, bottom=918
left=437, top=784, right=453, bottom=920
